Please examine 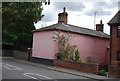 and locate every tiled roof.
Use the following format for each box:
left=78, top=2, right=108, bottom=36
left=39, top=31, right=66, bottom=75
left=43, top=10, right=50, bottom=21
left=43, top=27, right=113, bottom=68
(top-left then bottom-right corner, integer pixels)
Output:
left=108, top=10, right=120, bottom=25
left=33, top=23, right=109, bottom=39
